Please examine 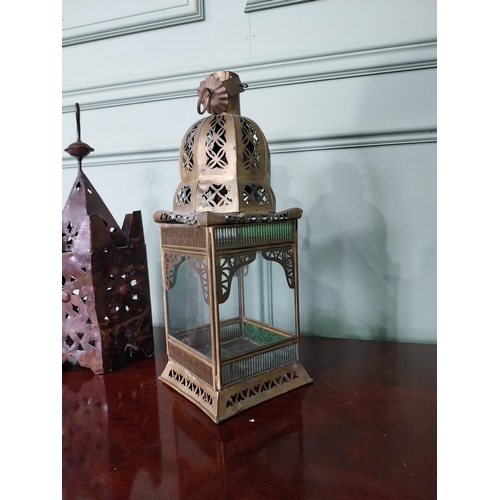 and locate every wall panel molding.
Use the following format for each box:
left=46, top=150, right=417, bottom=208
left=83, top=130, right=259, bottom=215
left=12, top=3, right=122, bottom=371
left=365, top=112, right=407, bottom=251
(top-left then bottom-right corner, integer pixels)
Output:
left=62, top=129, right=437, bottom=169
left=62, top=41, right=437, bottom=113
left=245, top=0, right=314, bottom=13
left=62, top=0, right=205, bottom=47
